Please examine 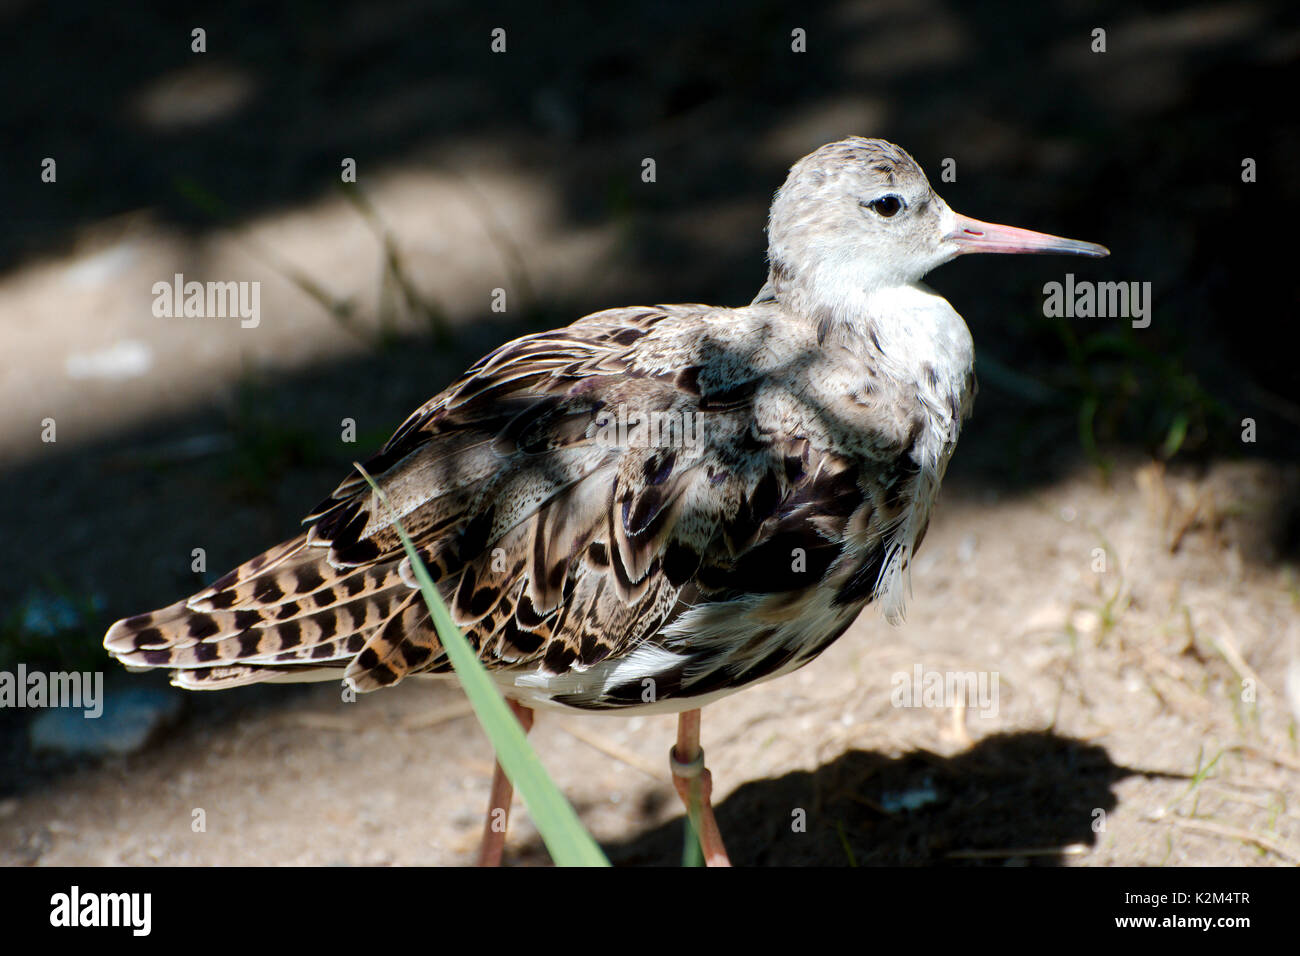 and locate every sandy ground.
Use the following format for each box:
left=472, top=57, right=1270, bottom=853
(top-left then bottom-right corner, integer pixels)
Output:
left=2, top=454, right=1296, bottom=866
